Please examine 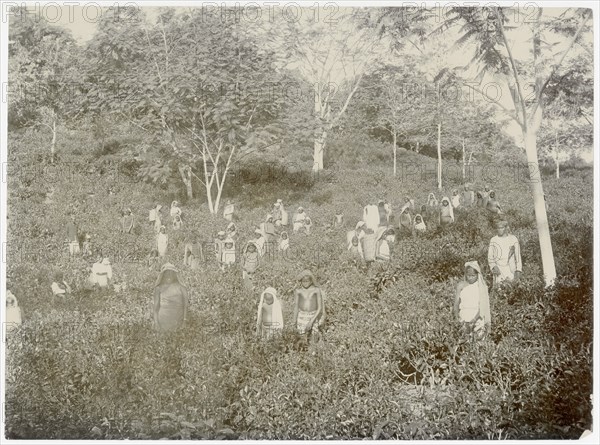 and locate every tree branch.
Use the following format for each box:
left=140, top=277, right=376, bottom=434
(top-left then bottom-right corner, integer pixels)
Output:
left=530, top=9, right=591, bottom=119
left=495, top=8, right=528, bottom=129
